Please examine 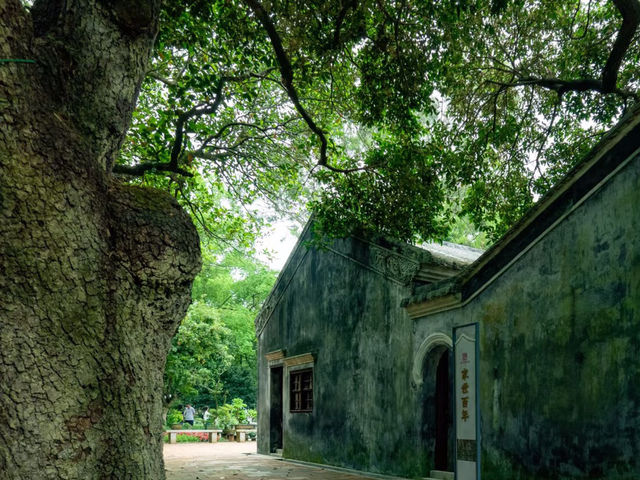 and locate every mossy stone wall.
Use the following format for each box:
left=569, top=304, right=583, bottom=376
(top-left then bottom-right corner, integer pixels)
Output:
left=415, top=152, right=640, bottom=479
left=257, top=236, right=430, bottom=478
